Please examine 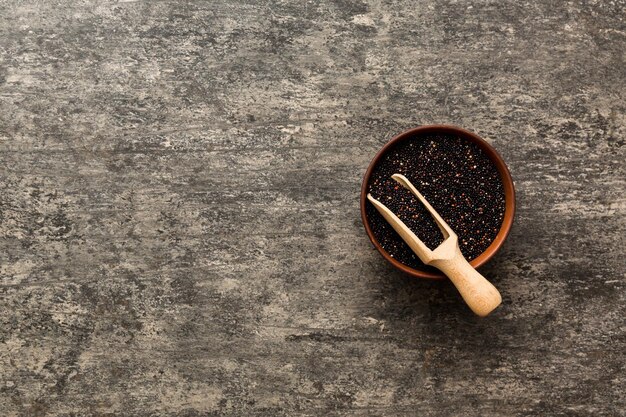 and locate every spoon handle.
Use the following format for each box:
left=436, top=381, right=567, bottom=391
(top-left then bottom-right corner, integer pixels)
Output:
left=429, top=247, right=502, bottom=317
